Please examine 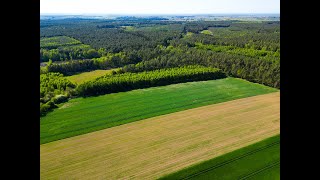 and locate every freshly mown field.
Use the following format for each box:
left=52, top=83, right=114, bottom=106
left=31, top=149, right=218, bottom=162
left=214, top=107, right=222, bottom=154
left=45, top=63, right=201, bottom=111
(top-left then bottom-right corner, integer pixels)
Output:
left=40, top=78, right=277, bottom=144
left=40, top=92, right=280, bottom=179
left=159, top=135, right=280, bottom=180
left=66, top=69, right=116, bottom=84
